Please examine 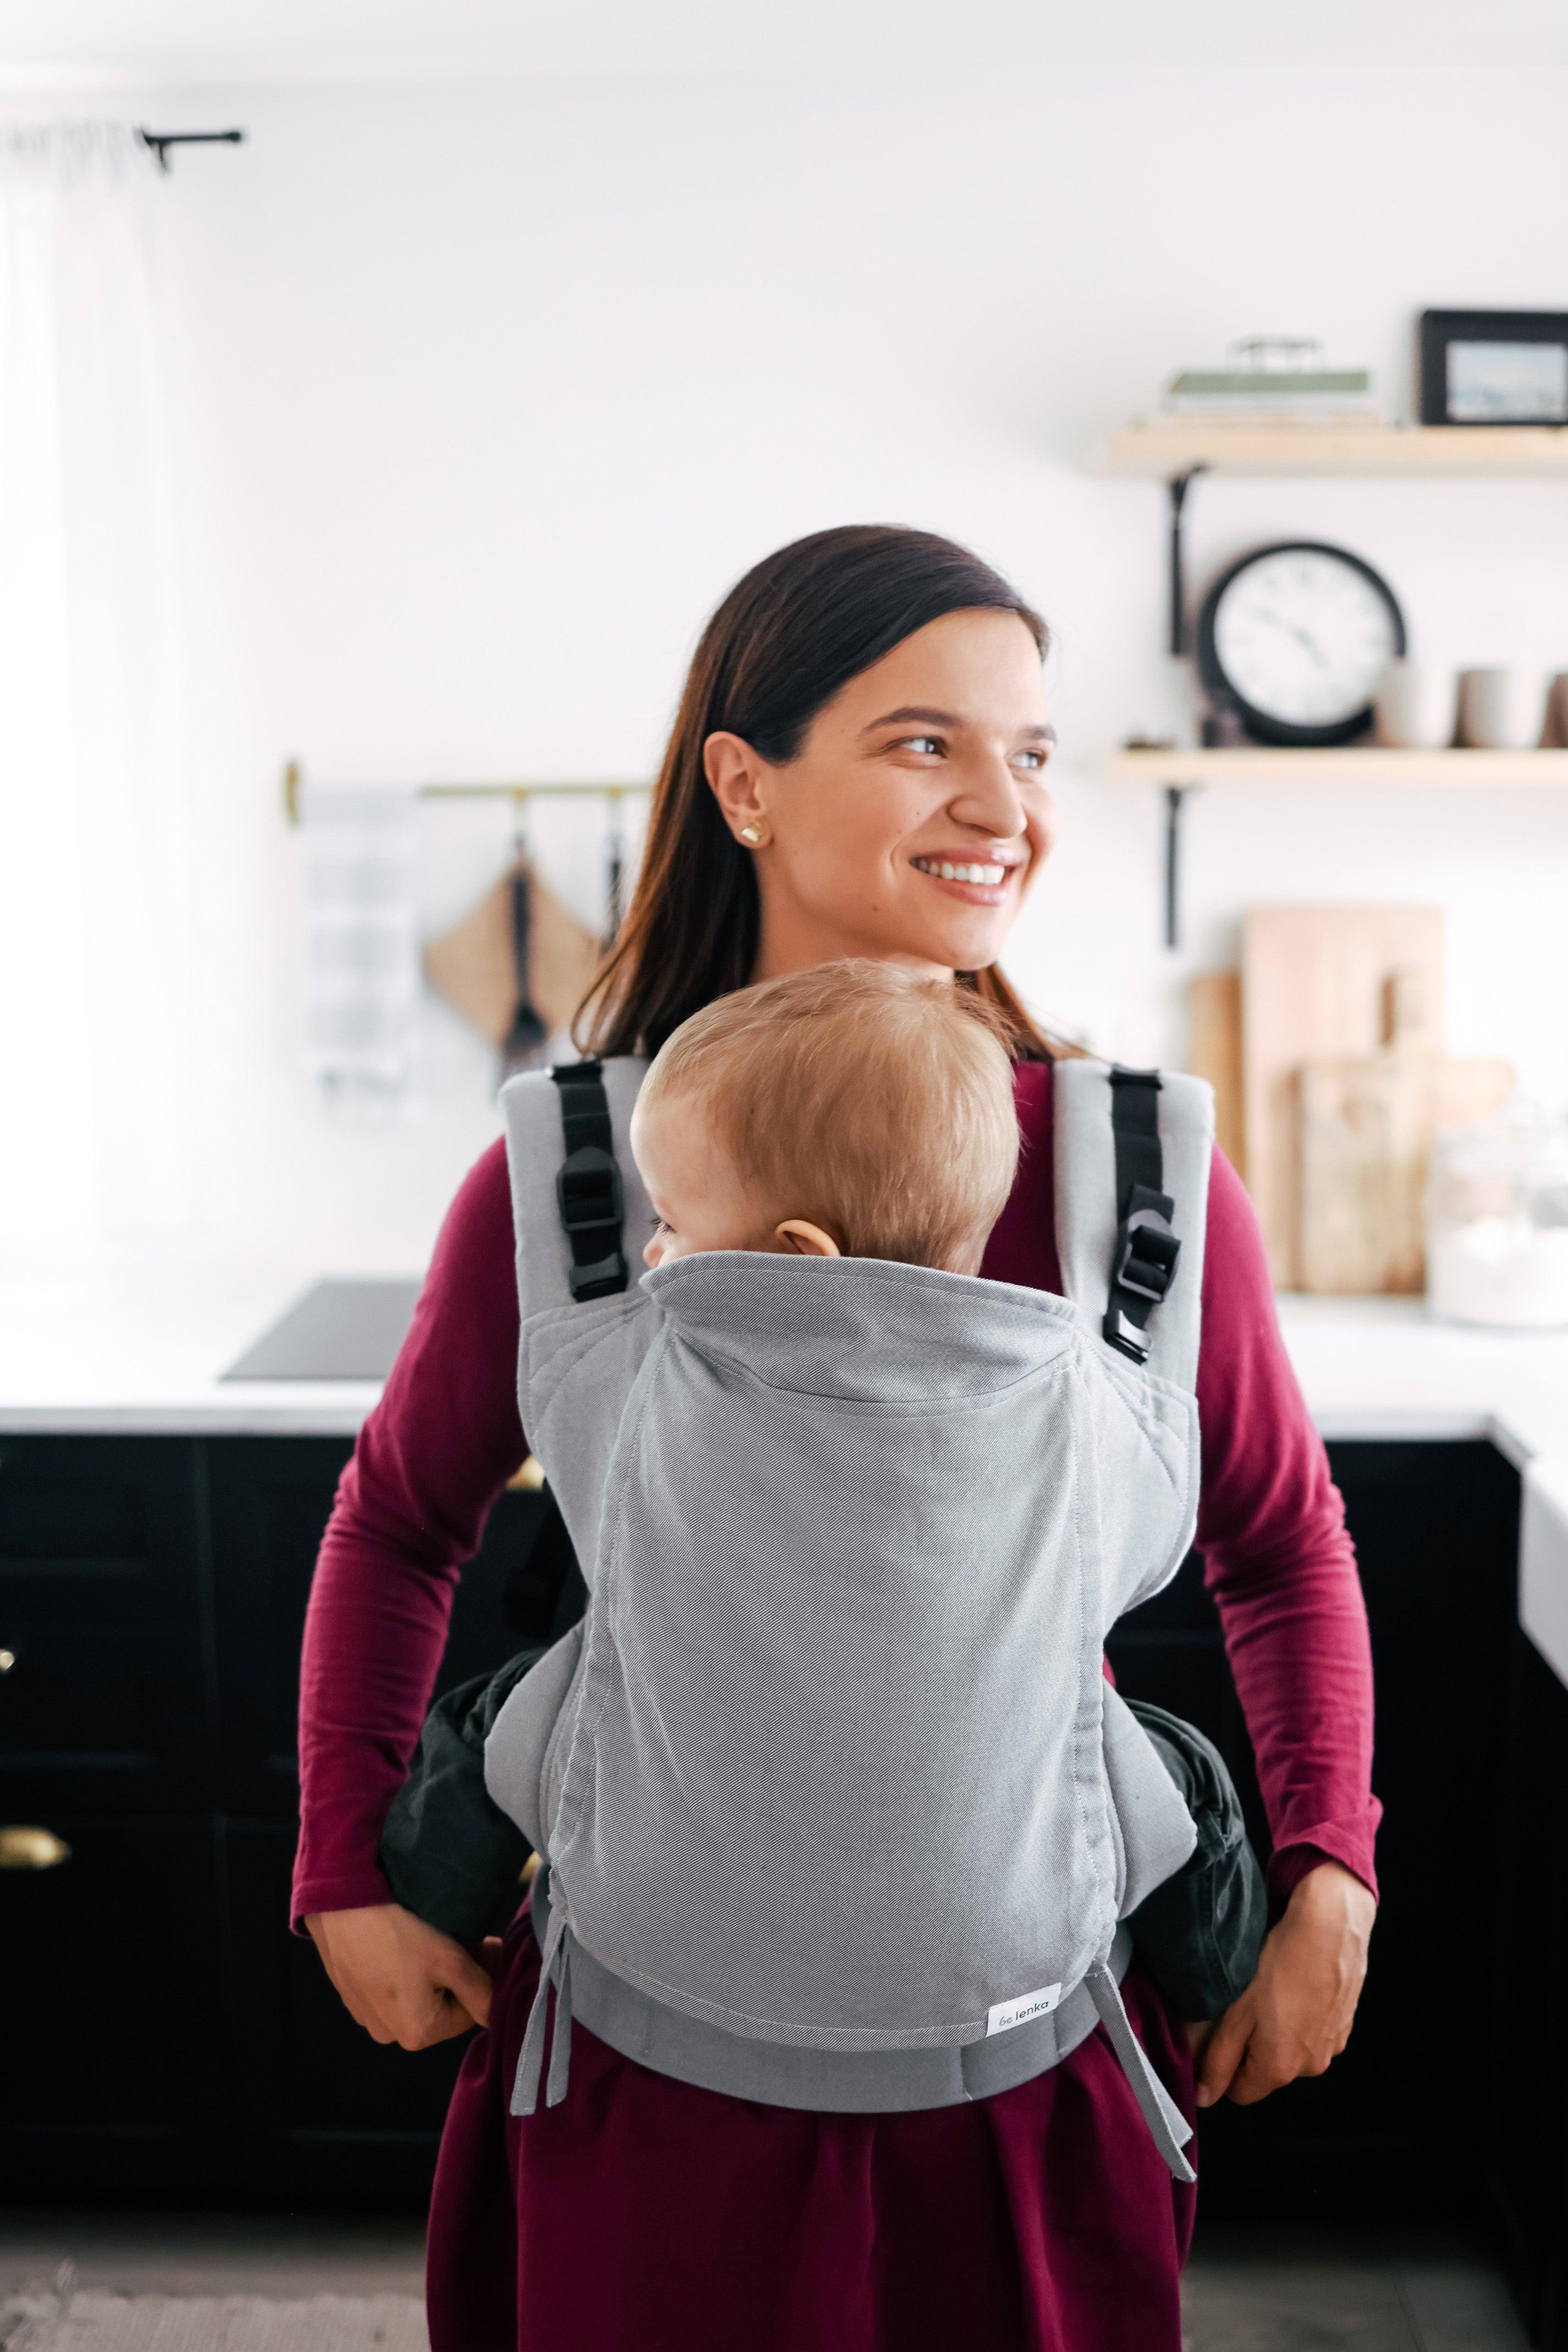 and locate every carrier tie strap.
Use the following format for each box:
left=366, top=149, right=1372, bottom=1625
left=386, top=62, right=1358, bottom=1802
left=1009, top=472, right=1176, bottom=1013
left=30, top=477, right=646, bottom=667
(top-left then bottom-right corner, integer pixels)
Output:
left=511, top=1888, right=575, bottom=2115
left=1103, top=1067, right=1181, bottom=1366
left=1085, top=1957, right=1197, bottom=2184
left=552, top=1060, right=629, bottom=1302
